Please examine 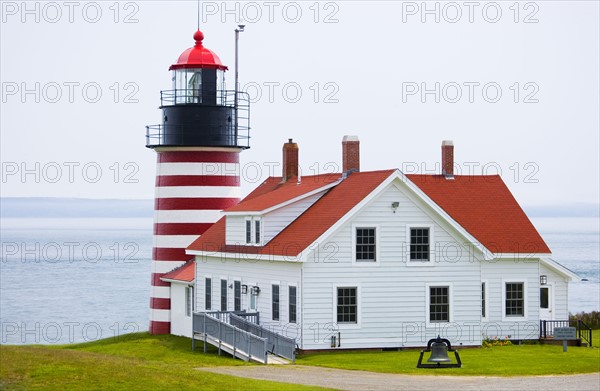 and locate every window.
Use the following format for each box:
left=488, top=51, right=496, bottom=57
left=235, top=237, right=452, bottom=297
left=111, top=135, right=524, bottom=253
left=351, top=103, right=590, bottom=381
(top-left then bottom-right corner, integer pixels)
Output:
left=410, top=228, right=430, bottom=262
left=245, top=217, right=262, bottom=245
left=337, top=287, right=357, bottom=323
left=185, top=286, right=194, bottom=317
left=481, top=282, right=486, bottom=318
left=289, top=286, right=297, bottom=323
left=220, top=279, right=228, bottom=311
left=540, top=287, right=549, bottom=309
left=505, top=282, right=524, bottom=317
left=234, top=281, right=241, bottom=311
left=250, top=288, right=257, bottom=310
left=245, top=220, right=252, bottom=244
left=355, top=228, right=376, bottom=262
left=272, top=284, right=280, bottom=321
left=429, top=286, right=449, bottom=322
left=205, top=278, right=212, bottom=311
left=255, top=220, right=261, bottom=244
